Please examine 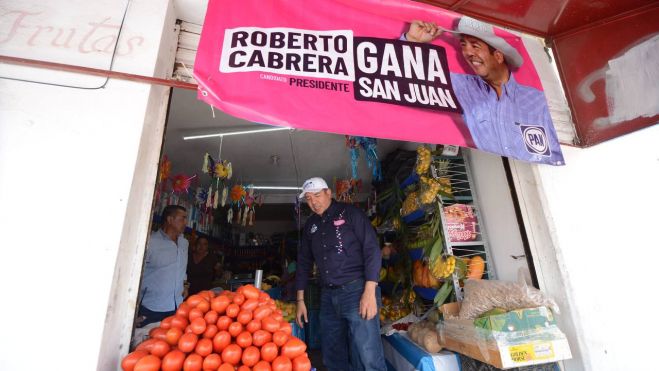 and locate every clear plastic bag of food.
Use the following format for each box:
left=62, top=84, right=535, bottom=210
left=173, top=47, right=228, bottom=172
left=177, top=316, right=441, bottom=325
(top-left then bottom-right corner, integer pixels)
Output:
left=459, top=280, right=559, bottom=319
